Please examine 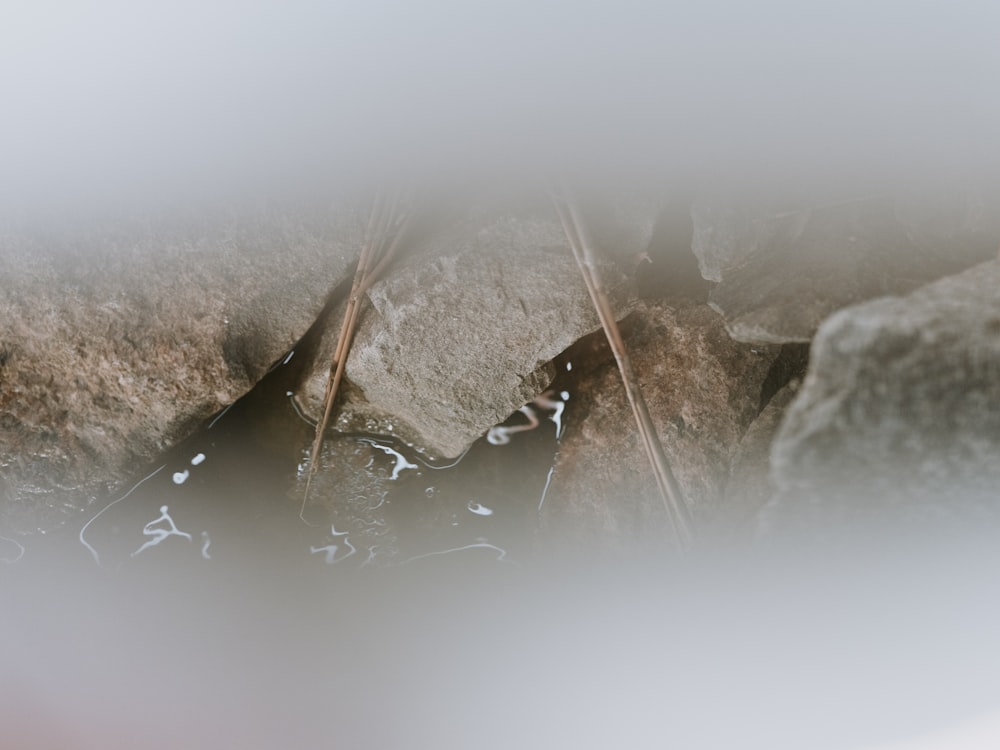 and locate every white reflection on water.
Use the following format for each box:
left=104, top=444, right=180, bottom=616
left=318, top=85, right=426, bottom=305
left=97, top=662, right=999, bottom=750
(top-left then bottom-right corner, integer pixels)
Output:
left=131, top=505, right=193, bottom=557
left=364, top=490, right=388, bottom=512
left=538, top=465, right=556, bottom=512
left=539, top=391, right=569, bottom=440
left=0, top=534, right=25, bottom=564
left=359, top=438, right=418, bottom=480
left=79, top=463, right=167, bottom=565
left=487, top=390, right=569, bottom=445
left=401, top=541, right=513, bottom=565
left=310, top=524, right=356, bottom=564
left=206, top=402, right=235, bottom=430
left=487, top=405, right=538, bottom=445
